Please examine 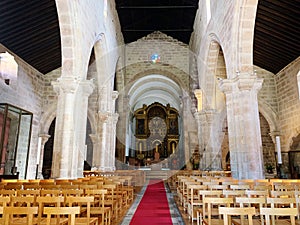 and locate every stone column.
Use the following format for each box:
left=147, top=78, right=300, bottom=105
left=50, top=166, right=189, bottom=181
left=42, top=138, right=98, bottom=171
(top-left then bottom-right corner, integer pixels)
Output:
left=89, top=134, right=100, bottom=168
left=220, top=74, right=264, bottom=179
left=106, top=91, right=119, bottom=171
left=194, top=112, right=206, bottom=161
left=97, top=111, right=109, bottom=171
left=195, top=110, right=222, bottom=170
left=51, top=78, right=94, bottom=179
left=36, top=134, right=50, bottom=179
left=75, top=81, right=94, bottom=177
left=107, top=113, right=119, bottom=171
